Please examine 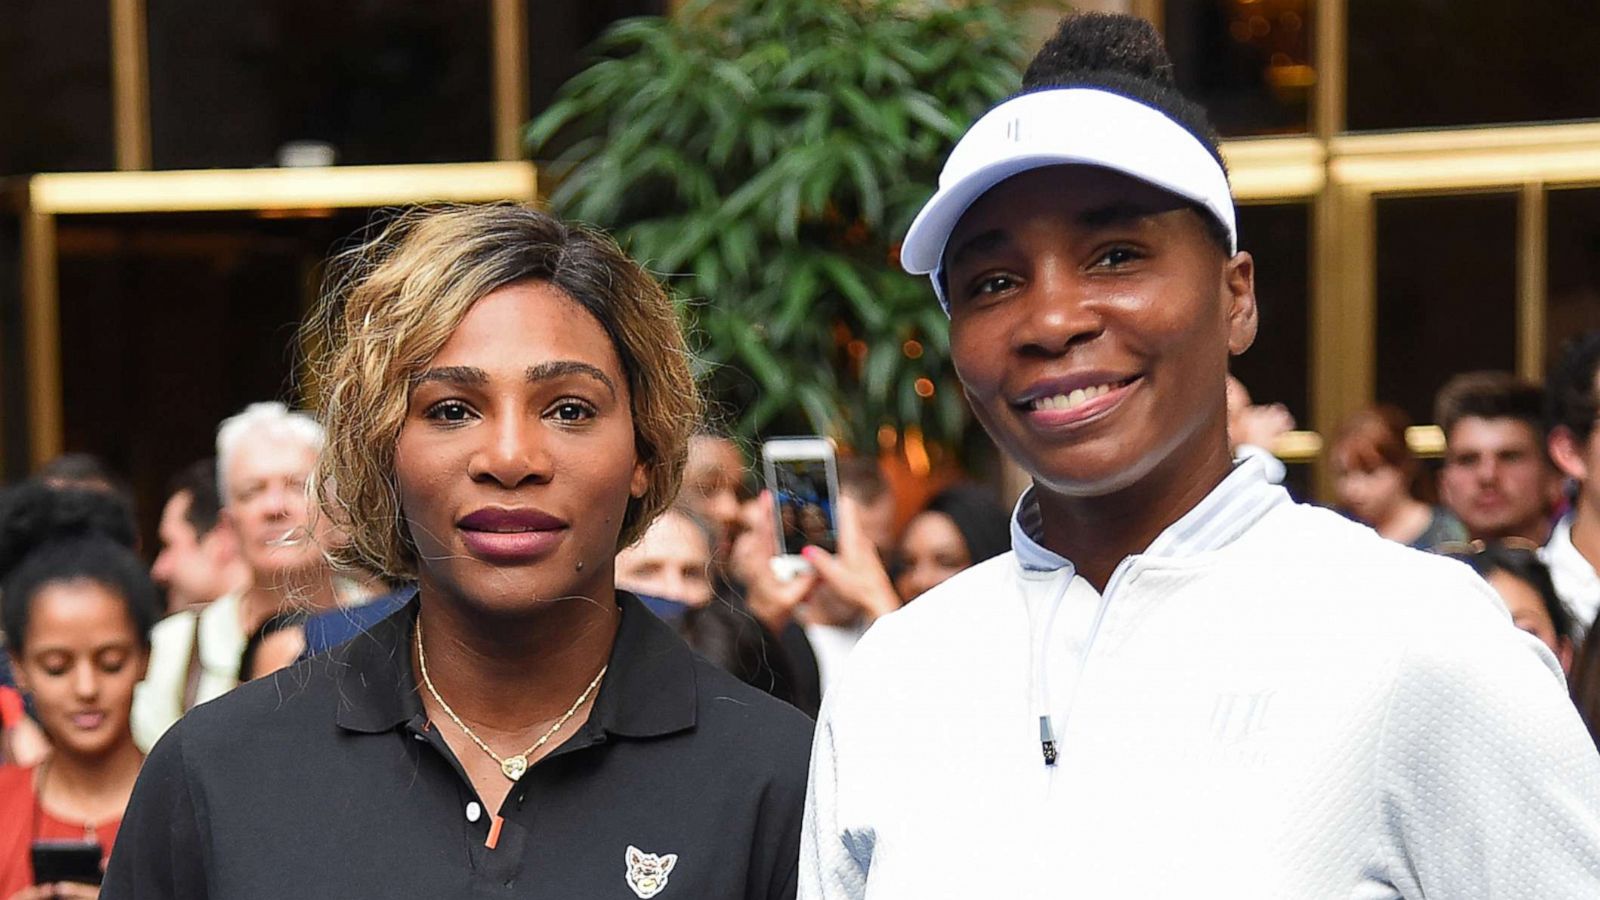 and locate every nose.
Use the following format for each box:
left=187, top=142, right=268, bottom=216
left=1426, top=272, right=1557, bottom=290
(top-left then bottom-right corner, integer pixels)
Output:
left=468, top=410, right=553, bottom=488
left=151, top=549, right=173, bottom=585
left=72, top=660, right=99, bottom=702
left=1010, top=263, right=1105, bottom=357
